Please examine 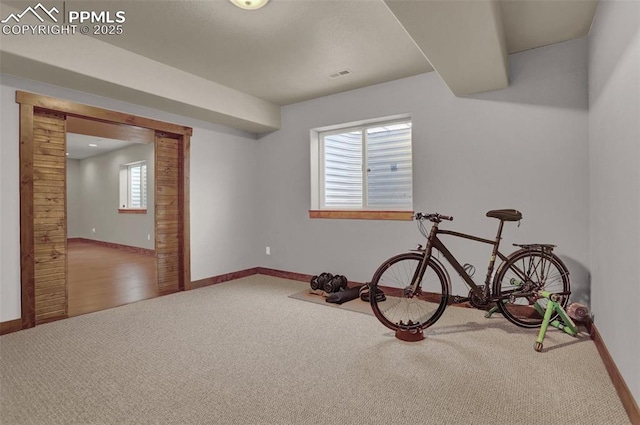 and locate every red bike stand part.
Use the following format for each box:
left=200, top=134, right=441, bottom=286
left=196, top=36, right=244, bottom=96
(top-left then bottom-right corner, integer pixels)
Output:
left=395, top=328, right=424, bottom=342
